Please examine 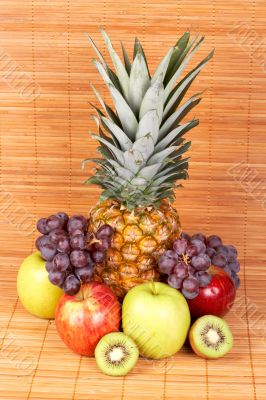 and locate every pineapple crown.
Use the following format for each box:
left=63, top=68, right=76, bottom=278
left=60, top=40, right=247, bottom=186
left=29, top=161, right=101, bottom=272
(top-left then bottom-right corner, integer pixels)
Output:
left=84, top=30, right=214, bottom=210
